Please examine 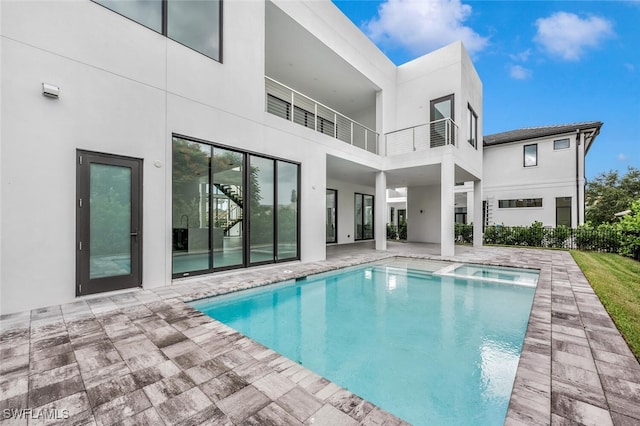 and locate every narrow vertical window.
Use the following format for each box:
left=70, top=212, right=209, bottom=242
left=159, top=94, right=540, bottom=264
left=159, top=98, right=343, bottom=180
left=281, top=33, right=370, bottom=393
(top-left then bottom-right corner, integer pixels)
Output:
left=556, top=197, right=572, bottom=227
left=276, top=161, right=298, bottom=260
left=355, top=193, right=374, bottom=241
left=467, top=104, right=477, bottom=148
left=326, top=189, right=337, bottom=244
left=524, top=144, right=537, bottom=167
